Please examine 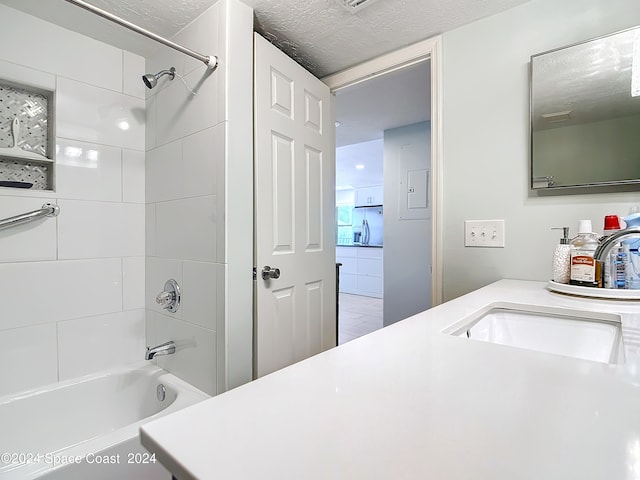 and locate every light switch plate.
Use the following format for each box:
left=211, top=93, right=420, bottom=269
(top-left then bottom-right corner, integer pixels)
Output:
left=464, top=219, right=505, bottom=248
